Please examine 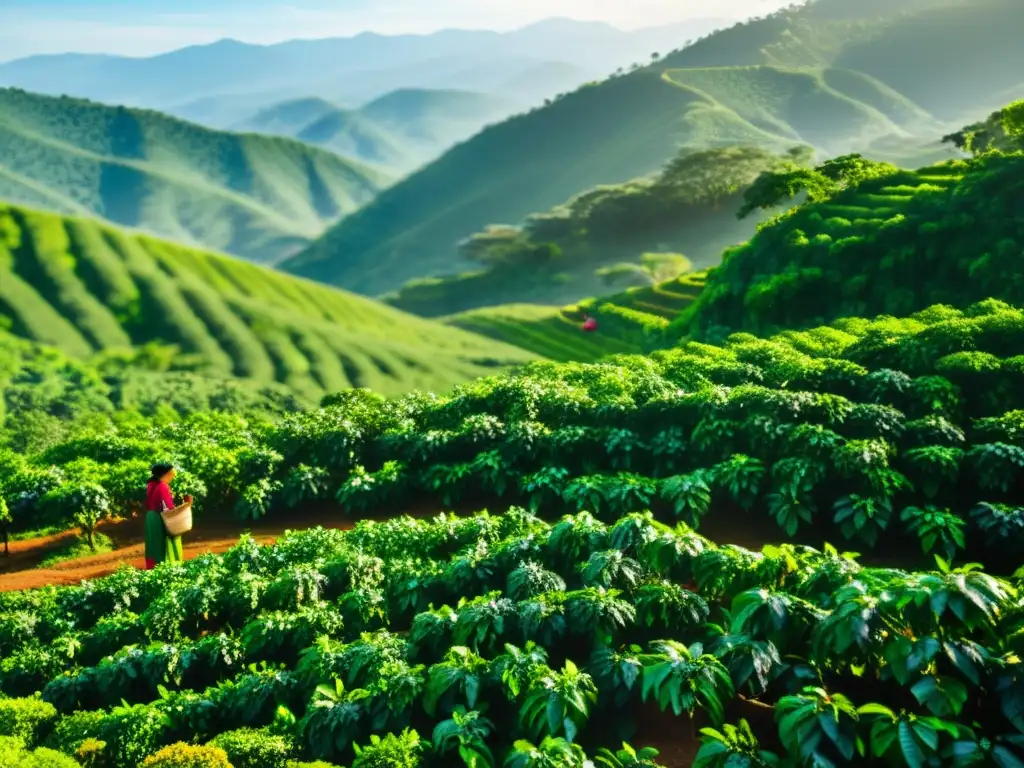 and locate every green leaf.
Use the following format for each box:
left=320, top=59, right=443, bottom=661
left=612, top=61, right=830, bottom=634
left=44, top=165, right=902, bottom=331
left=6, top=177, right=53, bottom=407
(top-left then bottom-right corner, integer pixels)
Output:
left=993, top=745, right=1024, bottom=768
left=898, top=720, right=926, bottom=768
left=911, top=675, right=968, bottom=717
left=857, top=703, right=895, bottom=718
